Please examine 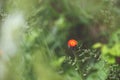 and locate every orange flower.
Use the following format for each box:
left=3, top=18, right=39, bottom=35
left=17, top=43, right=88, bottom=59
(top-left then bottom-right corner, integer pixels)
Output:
left=68, top=39, right=78, bottom=47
